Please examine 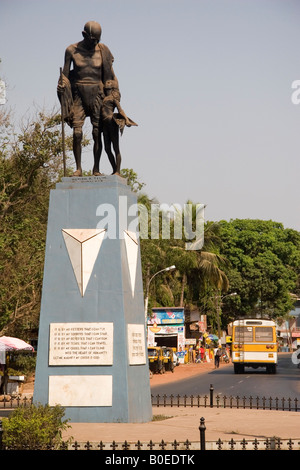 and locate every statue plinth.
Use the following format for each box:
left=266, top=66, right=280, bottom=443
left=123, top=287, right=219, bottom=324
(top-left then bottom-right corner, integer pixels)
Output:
left=34, top=176, right=152, bottom=423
